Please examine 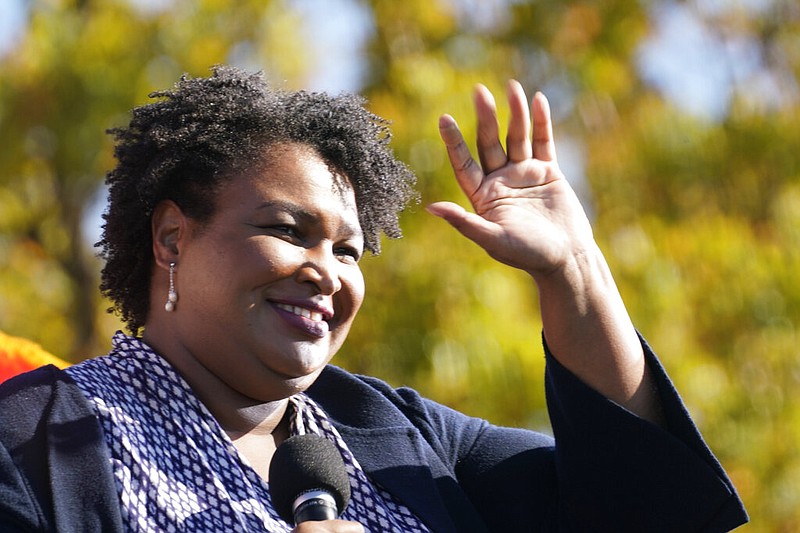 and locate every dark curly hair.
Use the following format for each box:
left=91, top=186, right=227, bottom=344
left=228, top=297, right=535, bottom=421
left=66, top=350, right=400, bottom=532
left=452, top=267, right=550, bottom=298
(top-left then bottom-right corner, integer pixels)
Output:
left=99, top=65, right=418, bottom=335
